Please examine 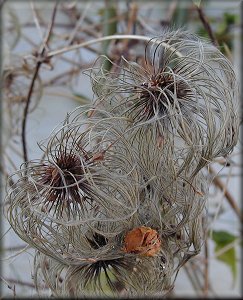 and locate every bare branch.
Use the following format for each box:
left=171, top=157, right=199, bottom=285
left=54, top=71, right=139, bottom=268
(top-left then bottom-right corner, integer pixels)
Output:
left=46, top=34, right=183, bottom=58
left=21, top=1, right=58, bottom=162
left=203, top=238, right=209, bottom=296
left=209, top=166, right=243, bottom=222
left=195, top=5, right=219, bottom=47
